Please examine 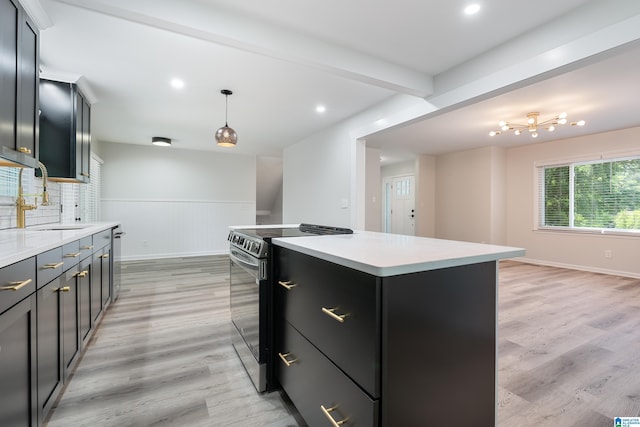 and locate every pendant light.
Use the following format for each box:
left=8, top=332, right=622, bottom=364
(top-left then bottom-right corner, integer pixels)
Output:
left=215, top=89, right=238, bottom=147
